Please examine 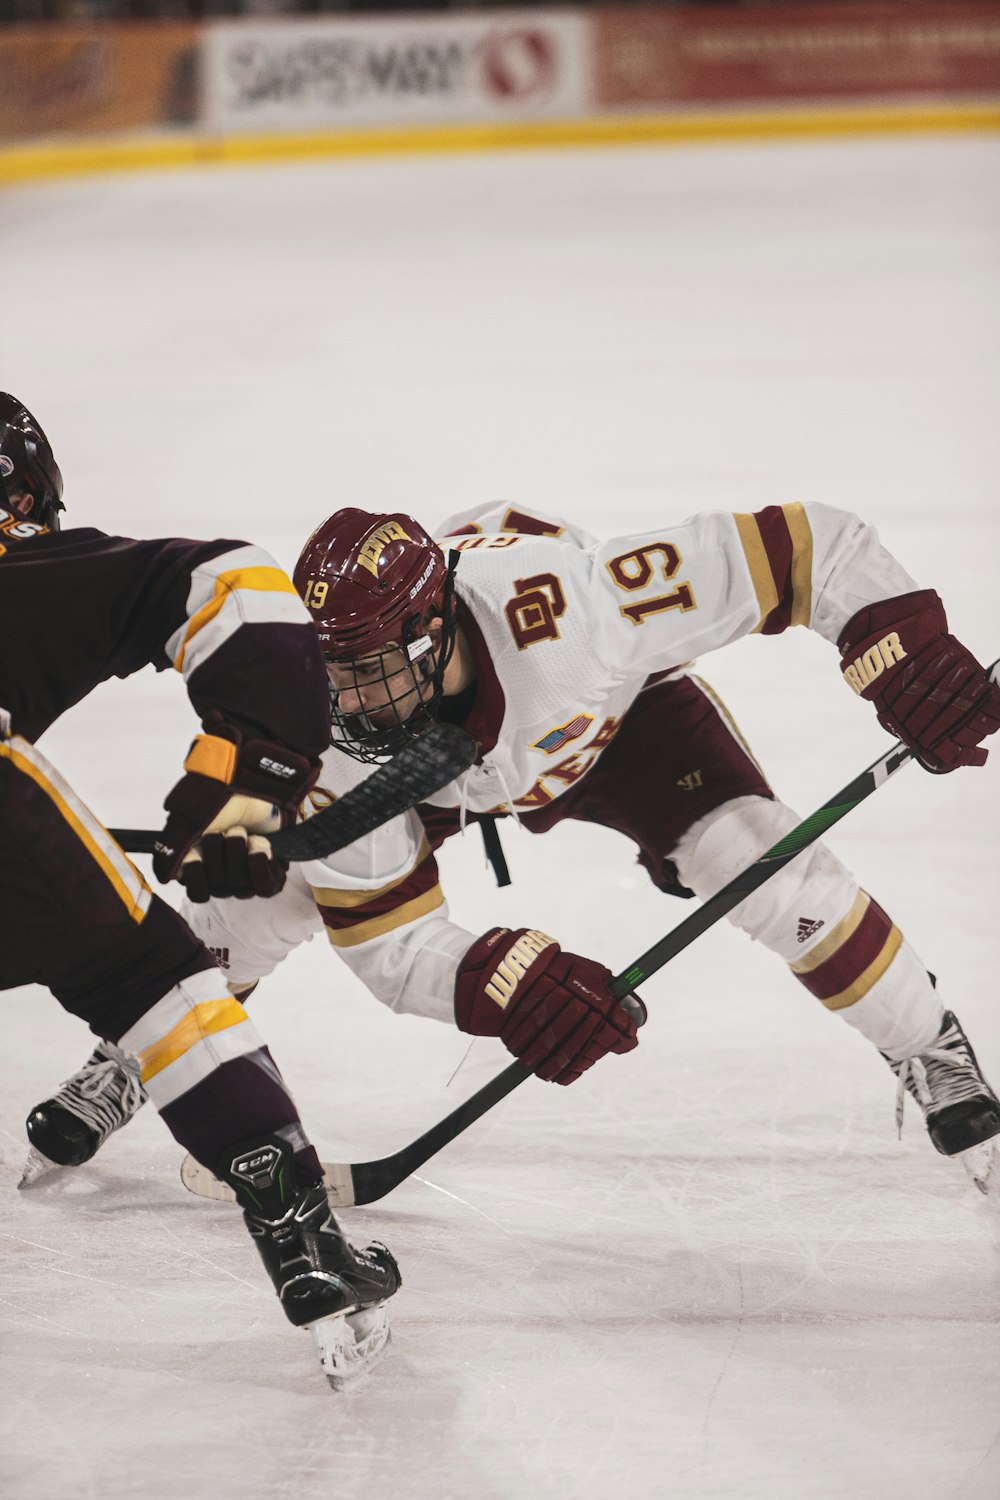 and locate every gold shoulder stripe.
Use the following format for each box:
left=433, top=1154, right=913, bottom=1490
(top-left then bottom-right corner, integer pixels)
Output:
left=733, top=513, right=779, bottom=633
left=324, top=885, right=444, bottom=947
left=174, top=566, right=299, bottom=670
left=782, top=502, right=814, bottom=629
